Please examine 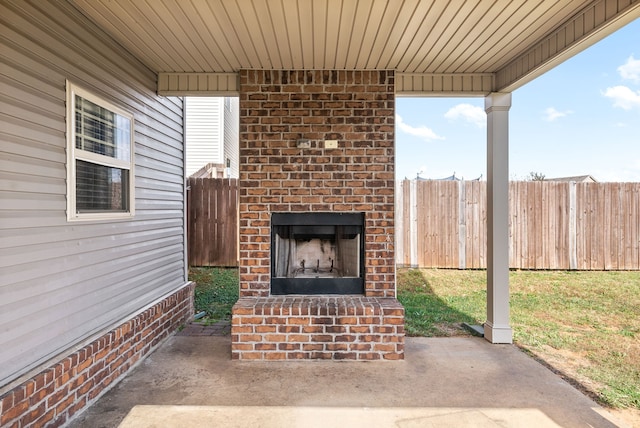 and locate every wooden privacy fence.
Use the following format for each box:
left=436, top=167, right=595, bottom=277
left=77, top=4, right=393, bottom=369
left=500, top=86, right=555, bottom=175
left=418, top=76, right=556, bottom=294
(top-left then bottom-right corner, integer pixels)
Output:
left=396, top=180, right=640, bottom=270
left=187, top=177, right=238, bottom=267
